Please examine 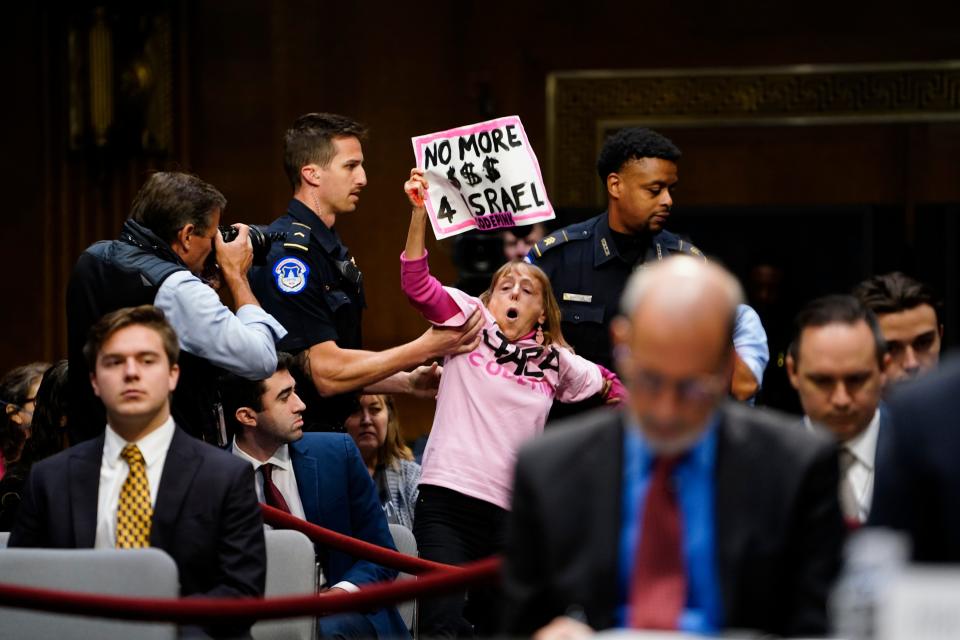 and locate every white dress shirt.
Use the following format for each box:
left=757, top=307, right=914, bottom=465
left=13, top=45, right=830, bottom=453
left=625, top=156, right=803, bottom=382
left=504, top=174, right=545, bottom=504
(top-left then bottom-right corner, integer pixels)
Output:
left=805, top=408, right=880, bottom=522
left=95, top=417, right=176, bottom=548
left=842, top=408, right=881, bottom=522
left=231, top=441, right=357, bottom=593
left=231, top=442, right=306, bottom=520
